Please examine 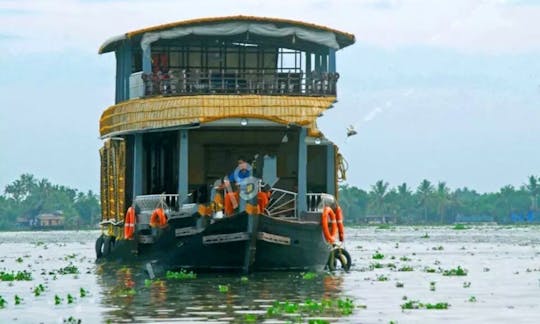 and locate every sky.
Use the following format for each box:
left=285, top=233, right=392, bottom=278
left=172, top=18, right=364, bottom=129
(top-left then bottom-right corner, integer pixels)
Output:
left=0, top=0, right=539, bottom=194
